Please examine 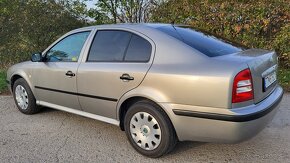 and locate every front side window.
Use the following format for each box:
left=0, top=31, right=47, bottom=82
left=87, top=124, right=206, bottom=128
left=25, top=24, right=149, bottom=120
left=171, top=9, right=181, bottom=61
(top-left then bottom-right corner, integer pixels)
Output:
left=87, top=30, right=152, bottom=62
left=46, top=32, right=90, bottom=62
